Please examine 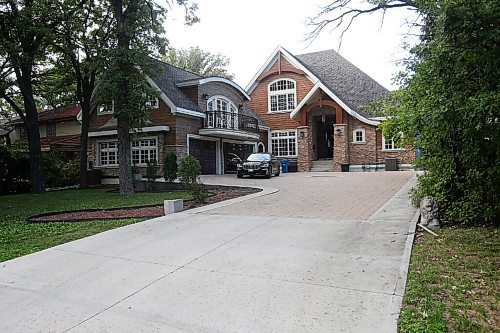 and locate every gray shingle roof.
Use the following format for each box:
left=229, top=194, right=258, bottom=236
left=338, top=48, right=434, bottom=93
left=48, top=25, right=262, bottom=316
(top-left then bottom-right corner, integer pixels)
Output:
left=294, top=49, right=389, bottom=118
left=151, top=62, right=202, bottom=111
